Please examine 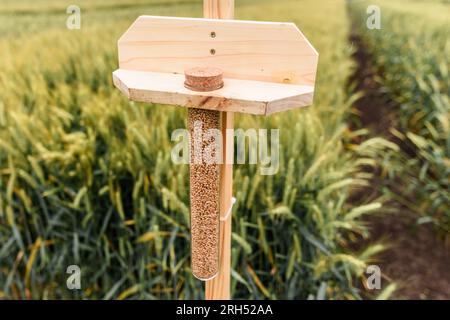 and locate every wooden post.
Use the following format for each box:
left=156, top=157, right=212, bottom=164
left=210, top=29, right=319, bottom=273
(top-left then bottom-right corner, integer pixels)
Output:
left=113, top=0, right=318, bottom=301
left=204, top=0, right=234, bottom=300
